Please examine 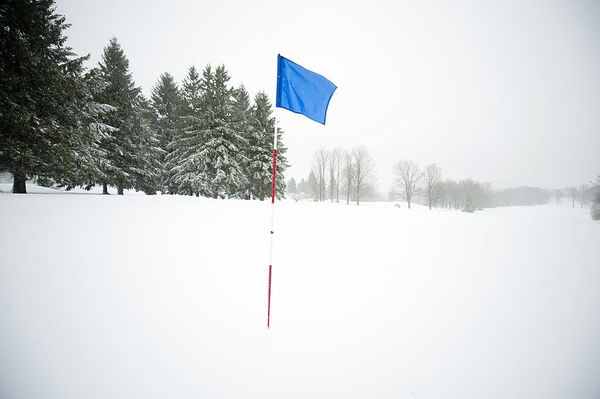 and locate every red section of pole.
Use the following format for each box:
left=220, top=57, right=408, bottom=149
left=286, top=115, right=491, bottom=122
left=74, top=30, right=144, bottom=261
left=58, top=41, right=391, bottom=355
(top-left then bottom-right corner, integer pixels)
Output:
left=267, top=265, right=272, bottom=328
